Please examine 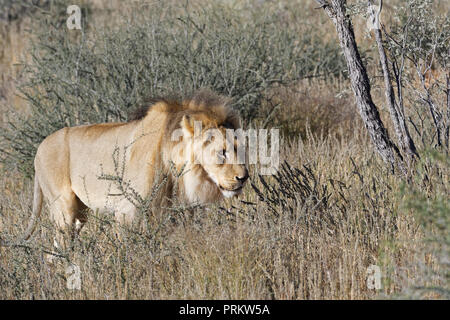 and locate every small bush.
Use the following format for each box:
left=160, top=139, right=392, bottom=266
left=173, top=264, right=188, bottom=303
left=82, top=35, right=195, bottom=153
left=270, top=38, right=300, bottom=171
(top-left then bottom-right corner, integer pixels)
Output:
left=0, top=0, right=49, bottom=22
